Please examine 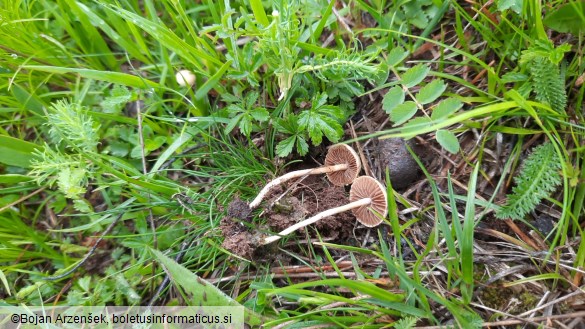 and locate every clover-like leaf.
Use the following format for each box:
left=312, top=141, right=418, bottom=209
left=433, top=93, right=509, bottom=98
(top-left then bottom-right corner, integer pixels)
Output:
left=431, top=98, right=463, bottom=120
left=436, top=129, right=460, bottom=154
left=390, top=101, right=418, bottom=126
left=401, top=64, right=430, bottom=88
left=387, top=47, right=409, bottom=67
left=416, top=79, right=446, bottom=105
left=383, top=86, right=405, bottom=114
